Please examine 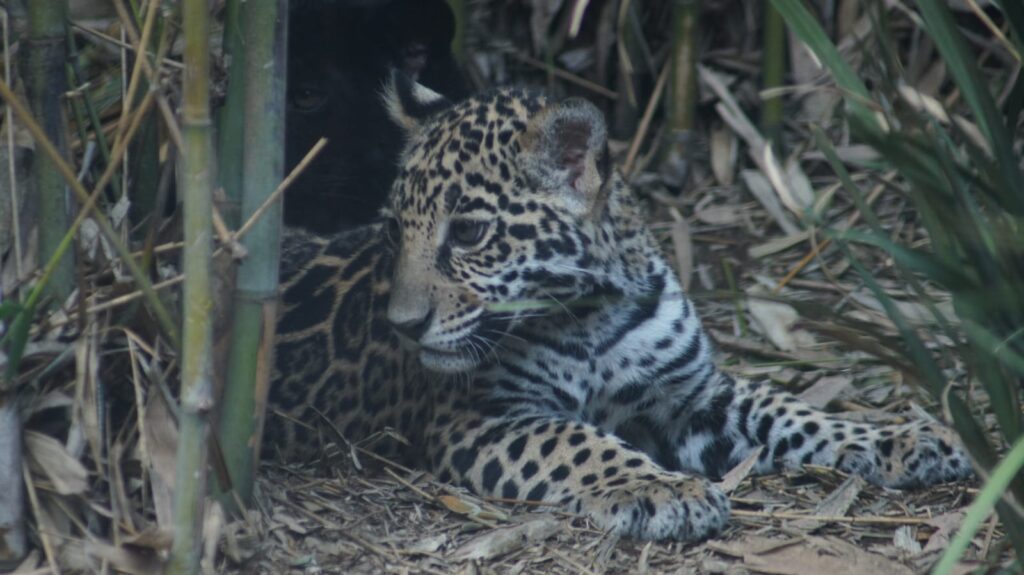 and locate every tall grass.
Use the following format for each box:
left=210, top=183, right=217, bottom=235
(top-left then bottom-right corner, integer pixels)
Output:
left=772, top=0, right=1024, bottom=568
